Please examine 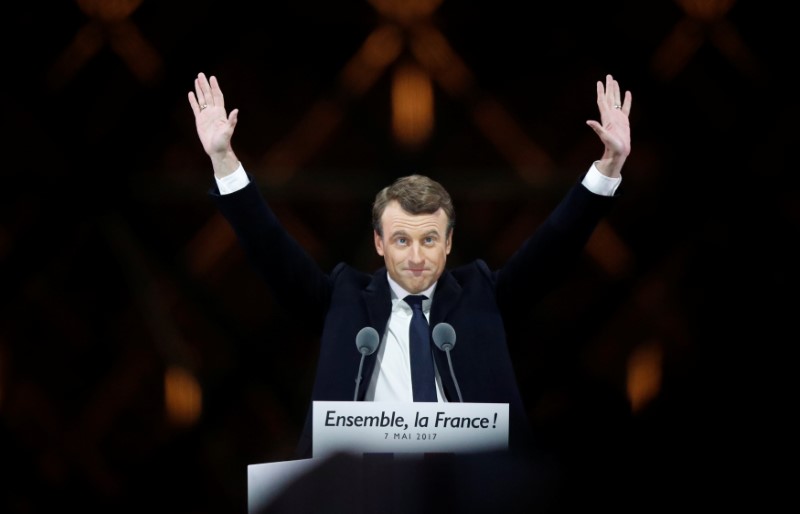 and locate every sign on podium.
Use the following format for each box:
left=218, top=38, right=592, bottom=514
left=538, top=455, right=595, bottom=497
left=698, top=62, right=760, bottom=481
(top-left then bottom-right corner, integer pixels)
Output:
left=312, top=401, right=508, bottom=457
